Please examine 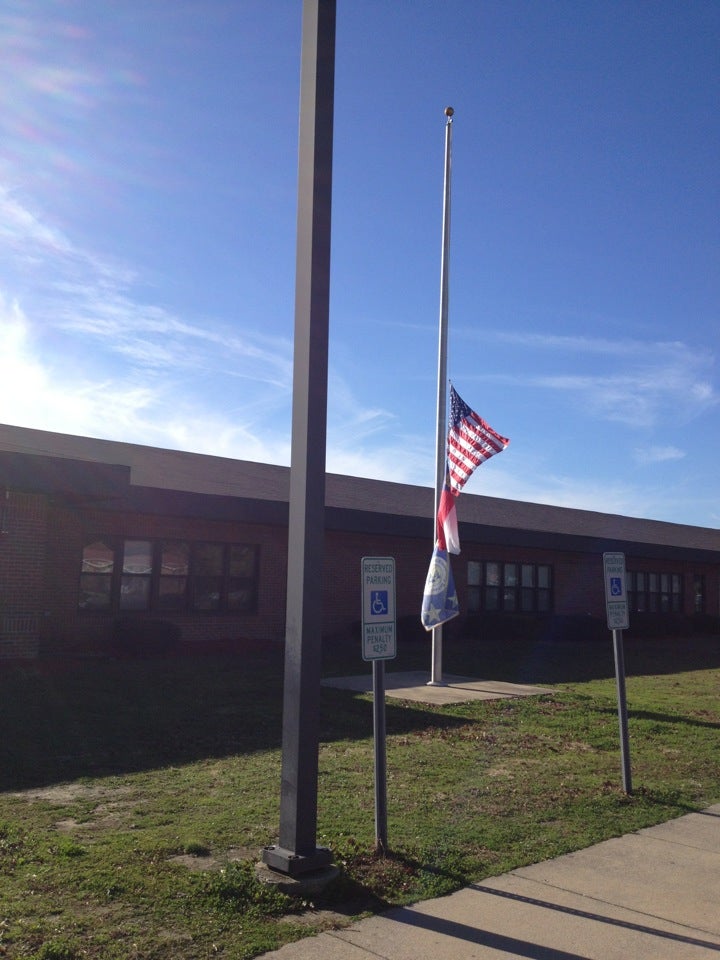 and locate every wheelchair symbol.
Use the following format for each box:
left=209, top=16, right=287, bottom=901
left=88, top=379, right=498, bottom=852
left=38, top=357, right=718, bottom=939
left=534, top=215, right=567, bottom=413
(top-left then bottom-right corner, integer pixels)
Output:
left=371, top=591, right=388, bottom=615
left=610, top=577, right=622, bottom=597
